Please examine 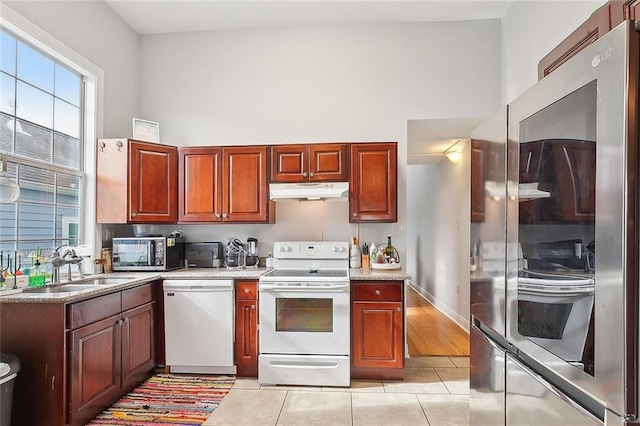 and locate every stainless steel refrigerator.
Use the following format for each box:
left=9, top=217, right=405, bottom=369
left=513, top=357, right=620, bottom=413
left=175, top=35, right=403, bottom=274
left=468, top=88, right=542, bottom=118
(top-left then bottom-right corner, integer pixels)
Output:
left=470, top=20, right=639, bottom=425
